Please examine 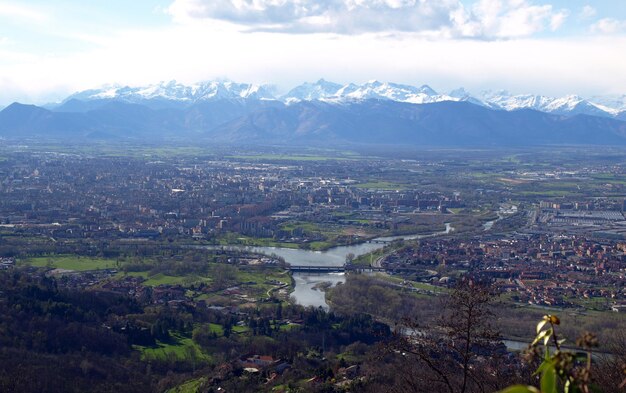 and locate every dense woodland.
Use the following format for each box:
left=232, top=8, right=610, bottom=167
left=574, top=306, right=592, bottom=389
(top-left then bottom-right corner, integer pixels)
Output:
left=0, top=269, right=391, bottom=392
left=1, top=268, right=624, bottom=392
